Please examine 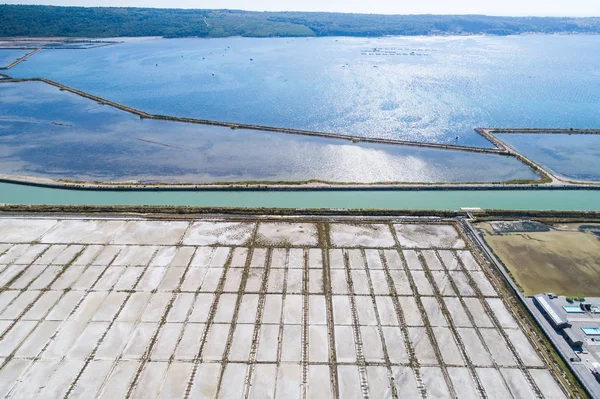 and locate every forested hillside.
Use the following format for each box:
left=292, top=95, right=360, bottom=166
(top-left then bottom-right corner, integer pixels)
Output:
left=1, top=5, right=599, bottom=38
